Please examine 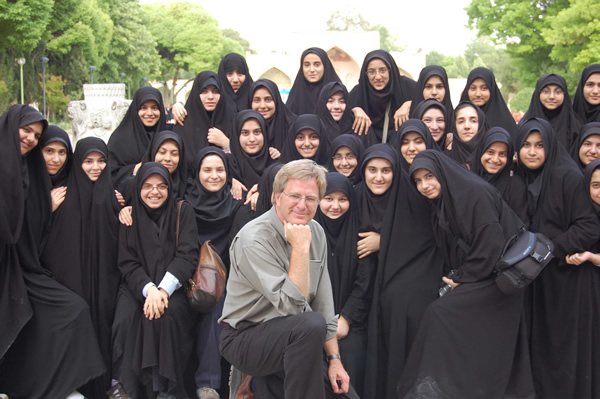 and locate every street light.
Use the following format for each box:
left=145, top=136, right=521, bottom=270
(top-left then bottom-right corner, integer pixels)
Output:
left=120, top=72, right=126, bottom=83
left=40, top=57, right=49, bottom=117
left=141, top=77, right=148, bottom=86
left=17, top=57, right=26, bottom=104
left=89, top=65, right=96, bottom=83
